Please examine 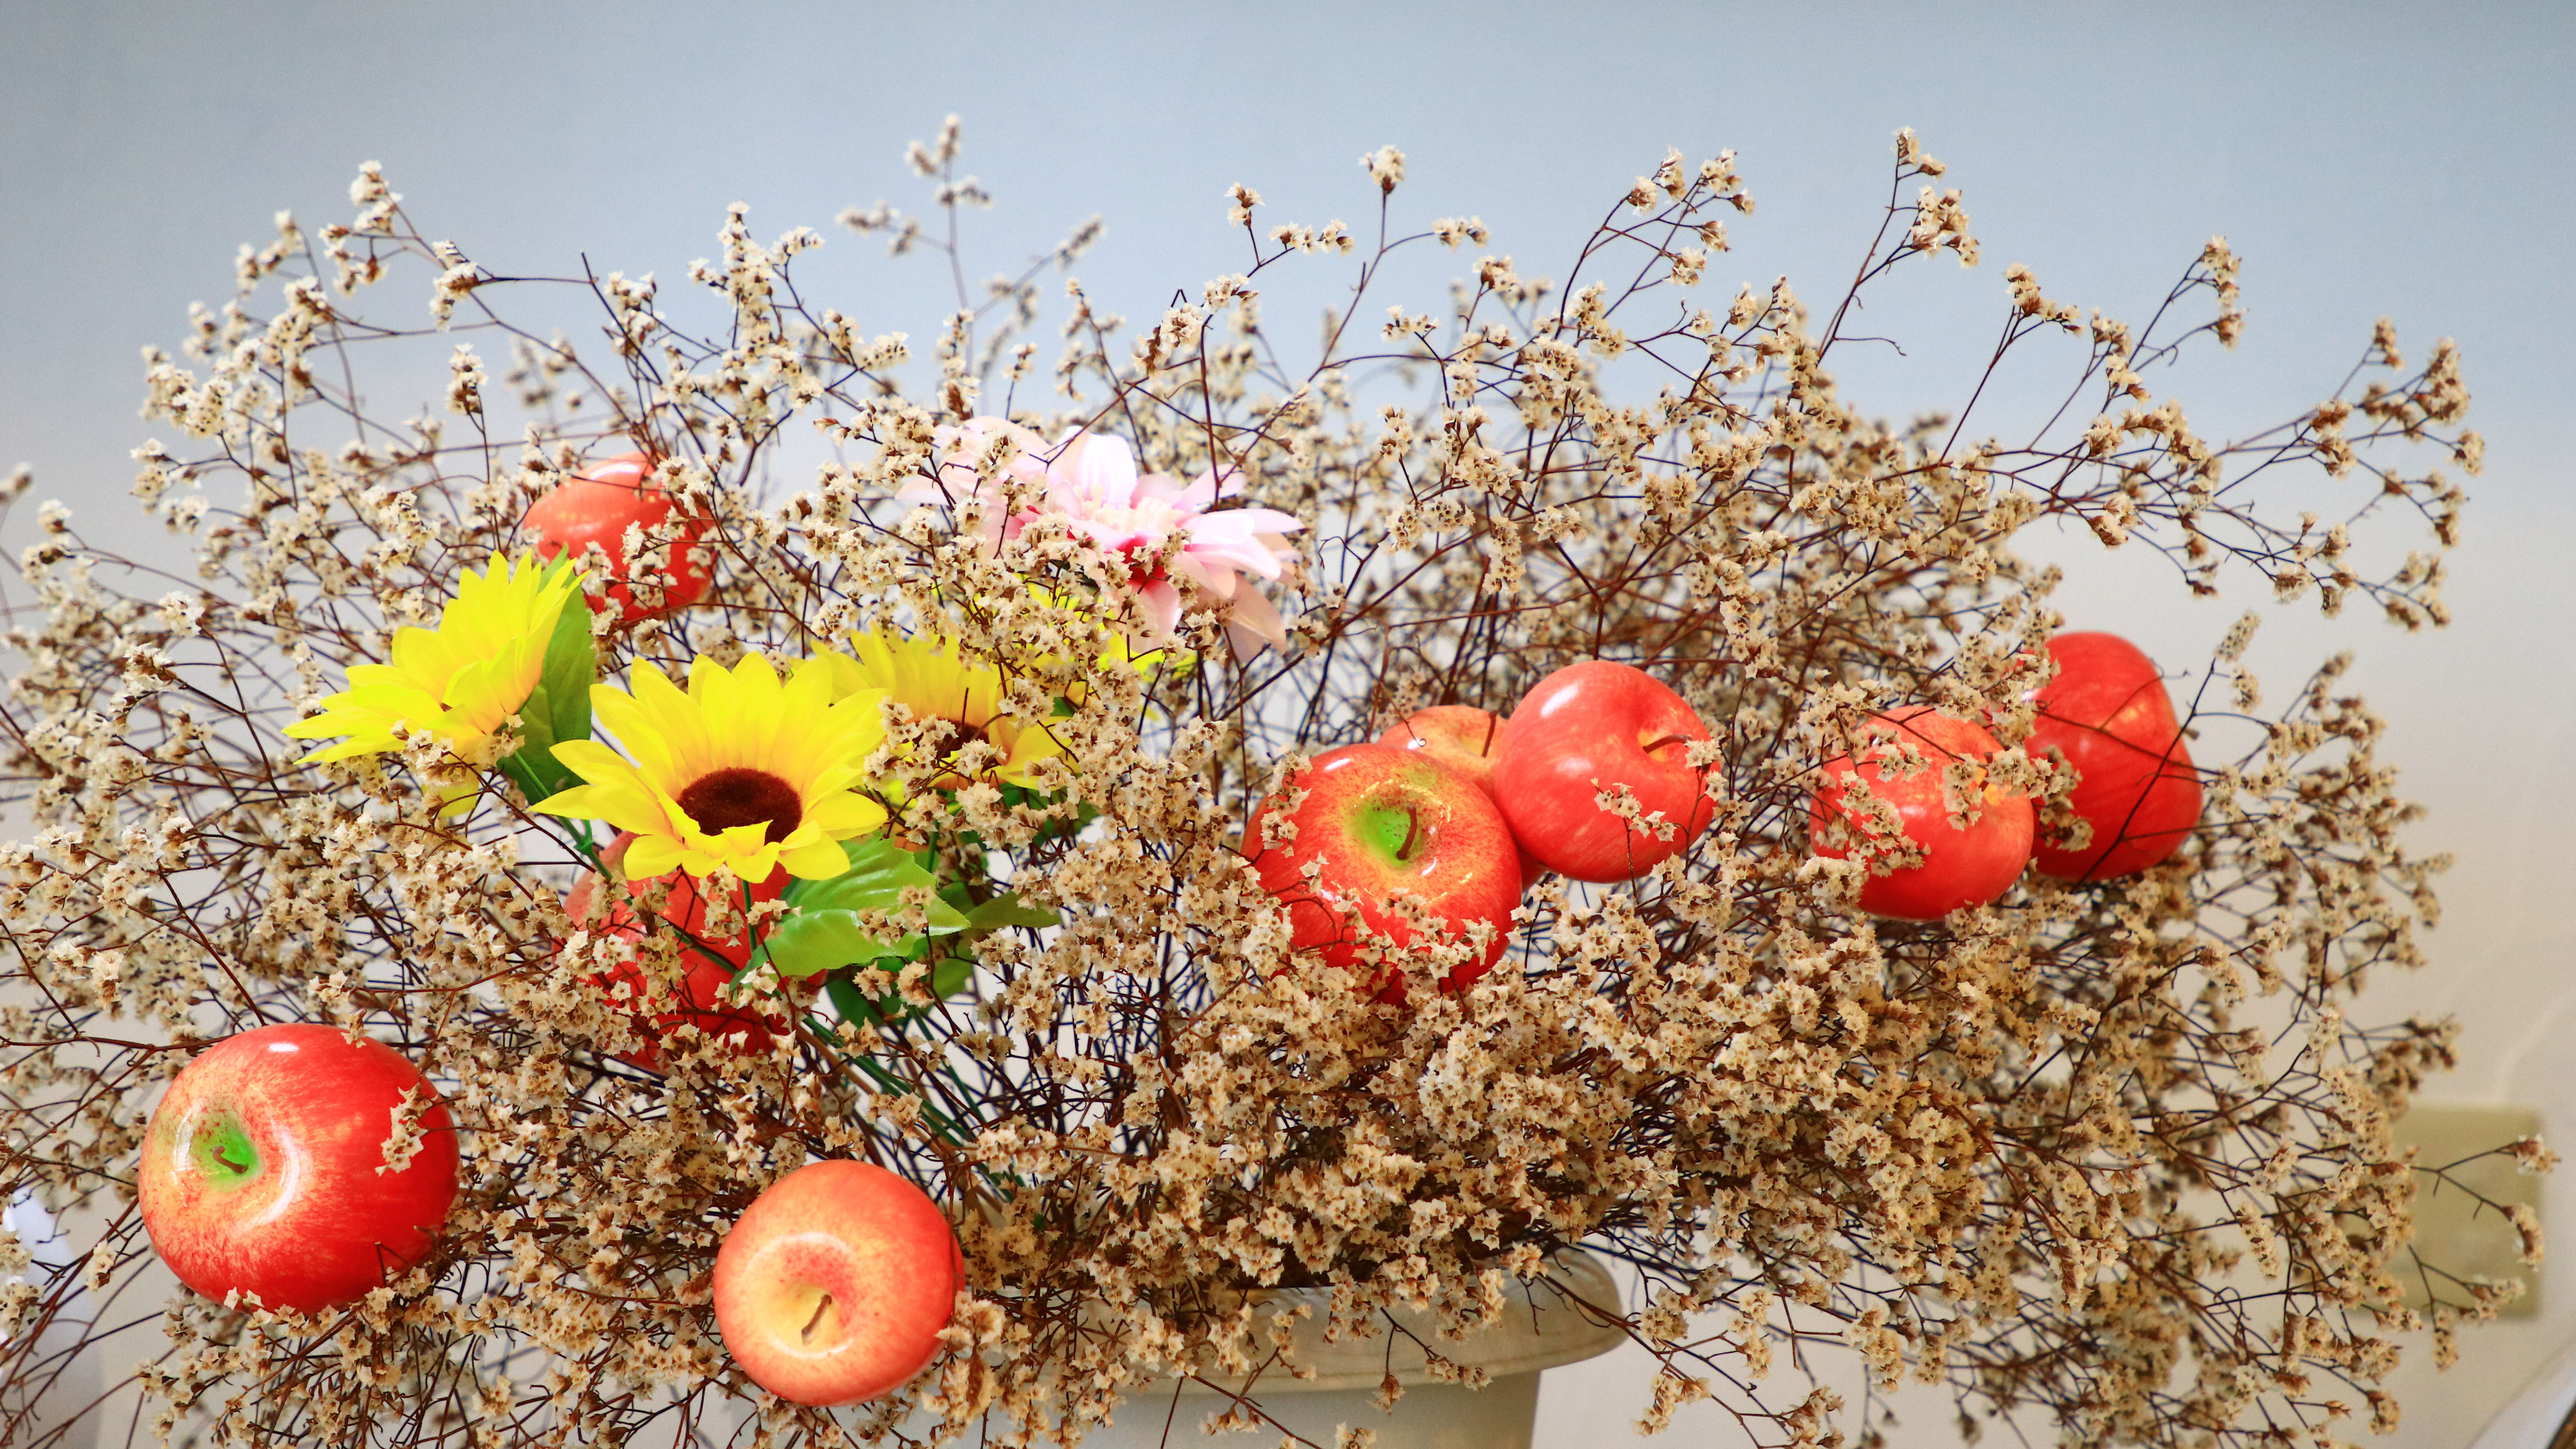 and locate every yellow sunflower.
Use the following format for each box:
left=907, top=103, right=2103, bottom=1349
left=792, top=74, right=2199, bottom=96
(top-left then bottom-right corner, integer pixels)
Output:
left=826, top=628, right=1065, bottom=791
left=285, top=551, right=583, bottom=764
left=536, top=654, right=890, bottom=881
left=1024, top=582, right=1193, bottom=690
